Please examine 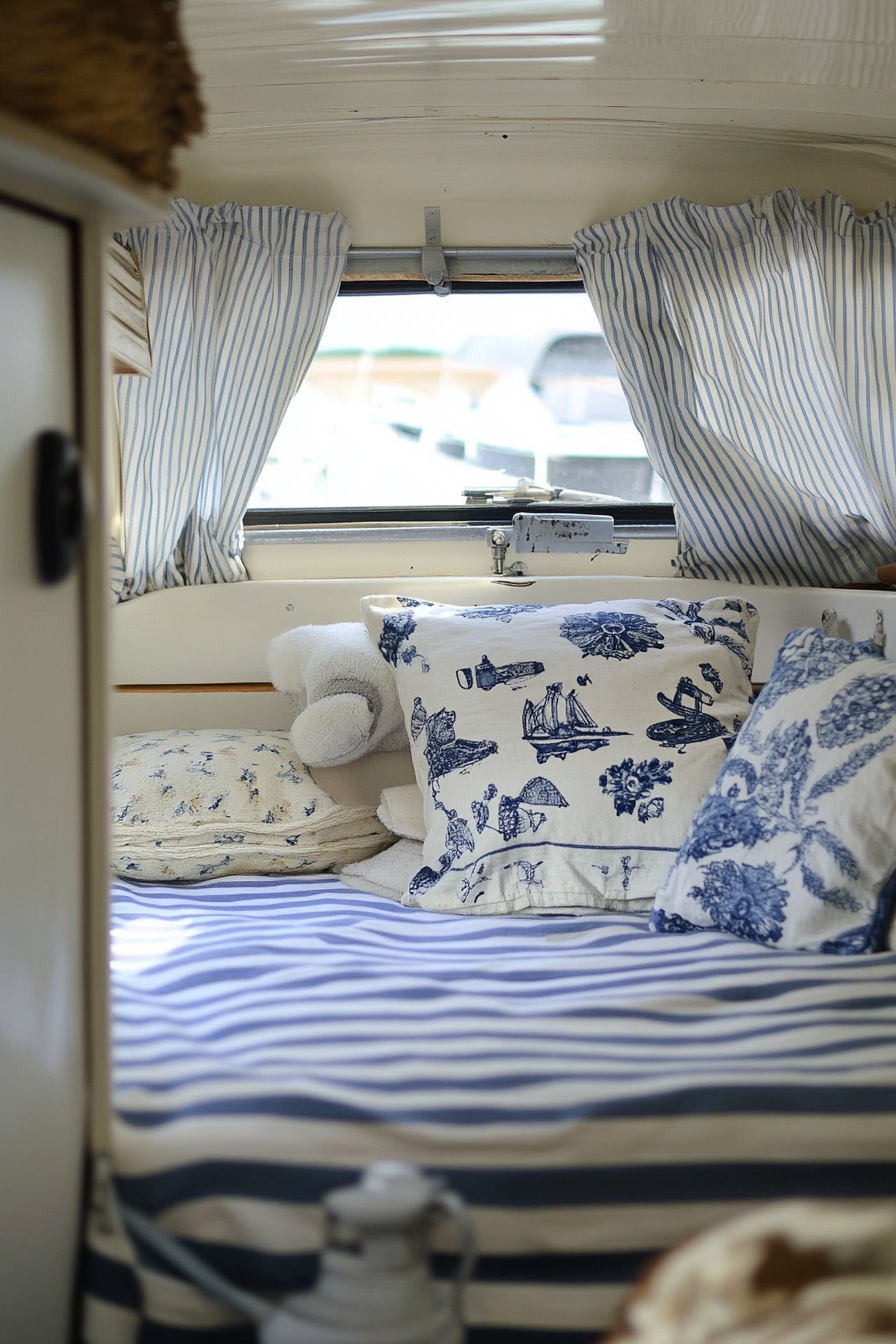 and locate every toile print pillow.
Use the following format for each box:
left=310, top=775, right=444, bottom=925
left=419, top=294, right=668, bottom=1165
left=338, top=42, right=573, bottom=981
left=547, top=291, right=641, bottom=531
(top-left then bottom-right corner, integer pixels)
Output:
left=653, top=628, right=896, bottom=953
left=360, top=594, right=758, bottom=915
